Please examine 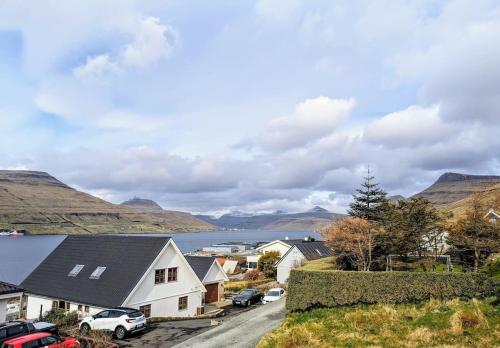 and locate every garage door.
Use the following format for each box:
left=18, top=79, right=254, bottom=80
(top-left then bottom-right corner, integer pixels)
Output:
left=205, top=283, right=219, bottom=303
